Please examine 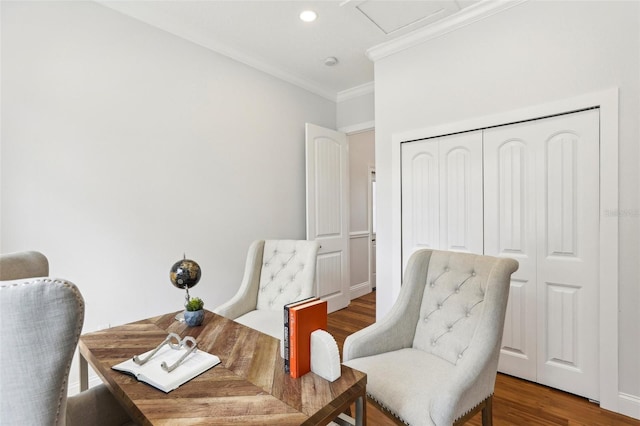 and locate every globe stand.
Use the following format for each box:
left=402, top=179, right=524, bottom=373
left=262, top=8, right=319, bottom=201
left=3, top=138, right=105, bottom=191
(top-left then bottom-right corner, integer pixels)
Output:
left=174, top=287, right=191, bottom=322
